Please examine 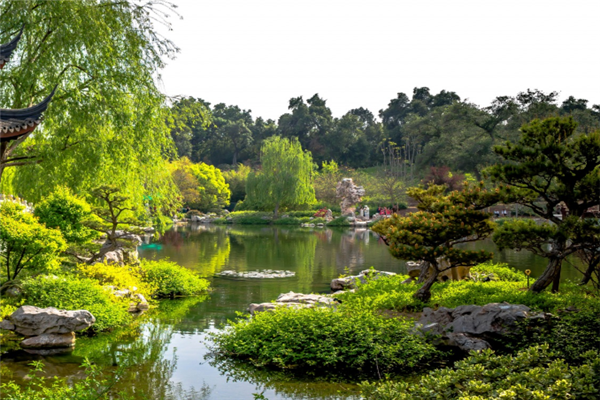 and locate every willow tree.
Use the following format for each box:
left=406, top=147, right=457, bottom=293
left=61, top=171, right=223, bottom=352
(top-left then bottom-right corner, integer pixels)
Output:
left=244, top=136, right=316, bottom=217
left=0, top=0, right=179, bottom=210
left=372, top=184, right=499, bottom=302
left=486, top=117, right=600, bottom=293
